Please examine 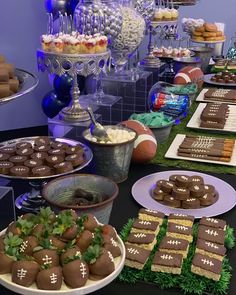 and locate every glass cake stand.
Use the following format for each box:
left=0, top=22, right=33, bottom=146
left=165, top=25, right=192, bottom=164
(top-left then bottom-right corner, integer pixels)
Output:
left=0, top=68, right=38, bottom=105
left=0, top=136, right=93, bottom=212
left=37, top=49, right=111, bottom=122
